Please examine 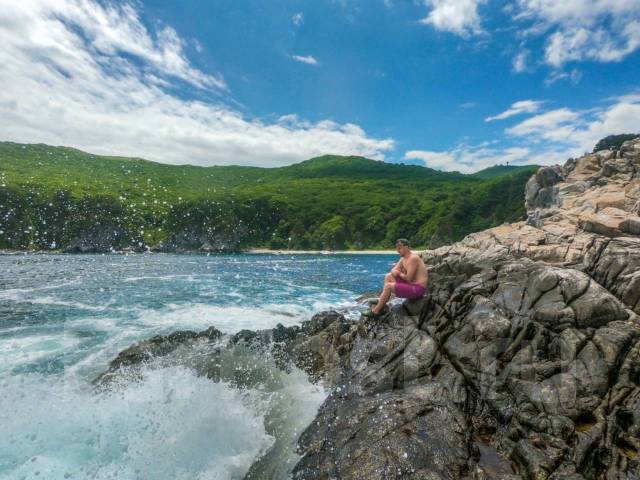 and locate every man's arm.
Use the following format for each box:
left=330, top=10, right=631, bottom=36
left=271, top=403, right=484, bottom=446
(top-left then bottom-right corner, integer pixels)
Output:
left=391, top=259, right=403, bottom=277
left=397, top=257, right=418, bottom=282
